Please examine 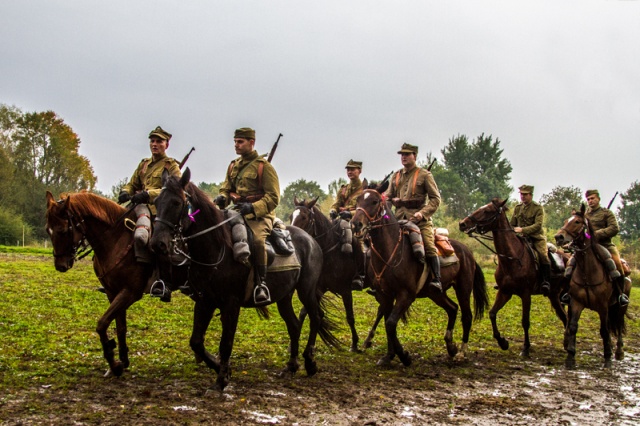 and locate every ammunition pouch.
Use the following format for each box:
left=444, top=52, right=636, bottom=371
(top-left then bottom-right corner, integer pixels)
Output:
left=339, top=219, right=353, bottom=254
left=269, top=227, right=295, bottom=255
left=399, top=220, right=425, bottom=260
left=227, top=210, right=251, bottom=267
left=392, top=197, right=425, bottom=209
left=229, top=192, right=264, bottom=204
left=434, top=231, right=455, bottom=257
